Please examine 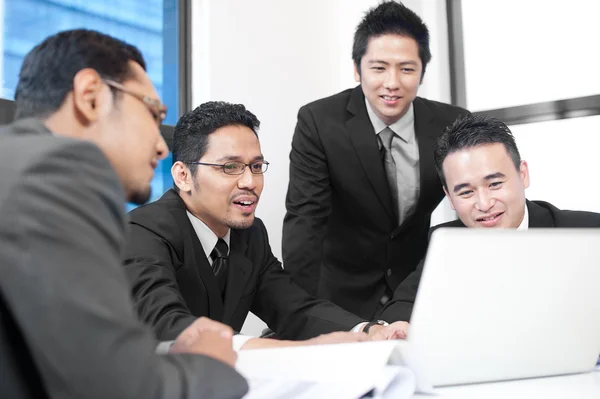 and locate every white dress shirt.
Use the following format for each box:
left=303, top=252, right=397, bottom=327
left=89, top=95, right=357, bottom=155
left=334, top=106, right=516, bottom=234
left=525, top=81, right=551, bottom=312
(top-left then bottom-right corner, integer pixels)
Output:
left=518, top=205, right=529, bottom=230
